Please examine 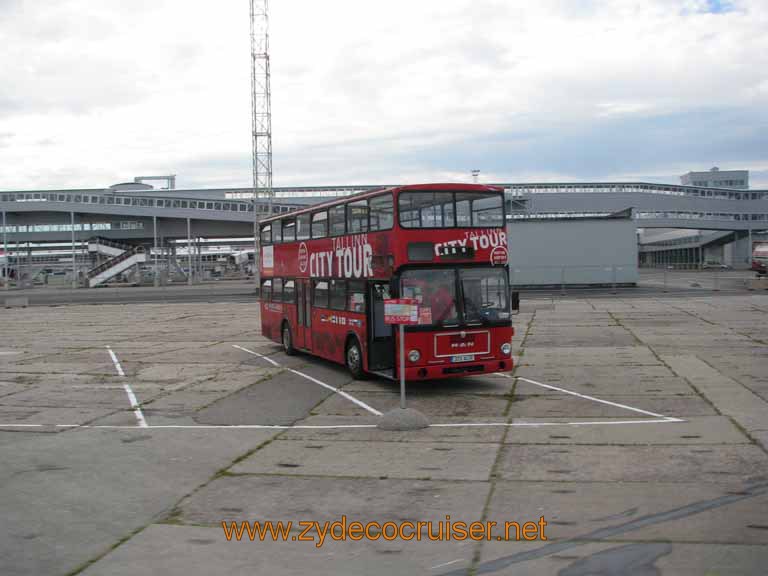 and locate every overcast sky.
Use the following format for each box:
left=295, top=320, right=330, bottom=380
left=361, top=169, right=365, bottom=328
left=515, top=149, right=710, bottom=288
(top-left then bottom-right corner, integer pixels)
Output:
left=1, top=0, right=767, bottom=191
